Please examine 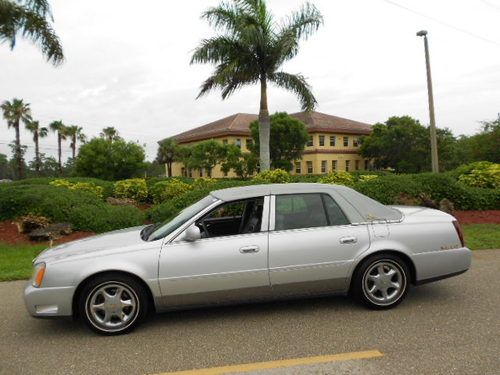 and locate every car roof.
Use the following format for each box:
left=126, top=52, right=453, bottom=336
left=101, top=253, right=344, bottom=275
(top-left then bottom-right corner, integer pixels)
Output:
left=210, top=183, right=350, bottom=201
